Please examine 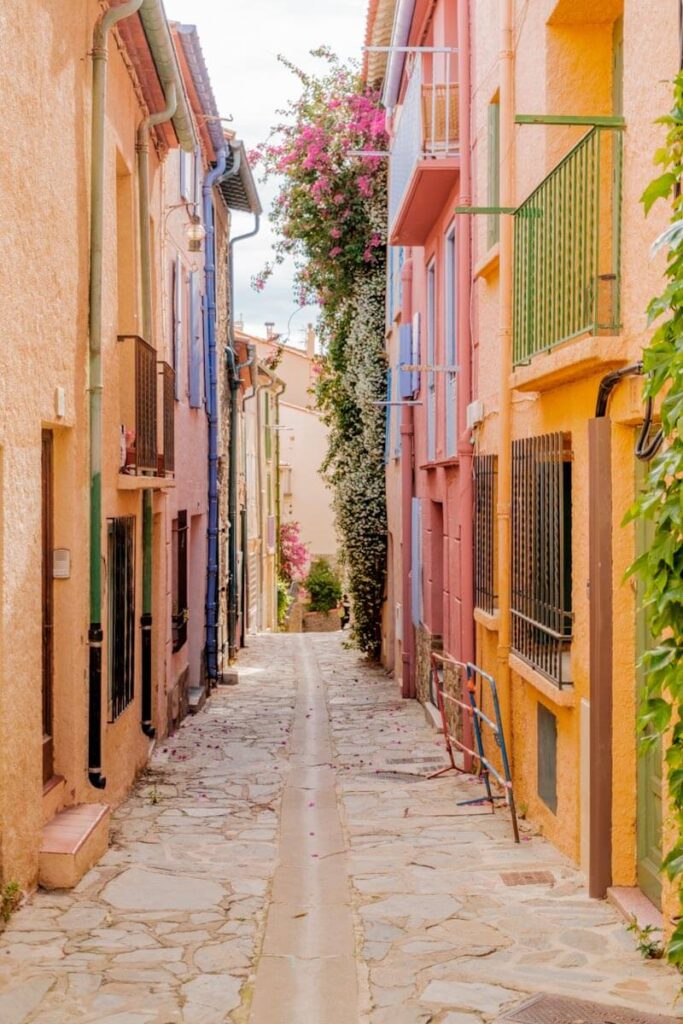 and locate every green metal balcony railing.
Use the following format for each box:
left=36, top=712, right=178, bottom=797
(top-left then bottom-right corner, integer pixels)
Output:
left=513, top=125, right=623, bottom=367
